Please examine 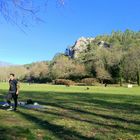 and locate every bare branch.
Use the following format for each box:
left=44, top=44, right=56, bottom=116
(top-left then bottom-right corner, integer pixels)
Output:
left=0, top=0, right=65, bottom=29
